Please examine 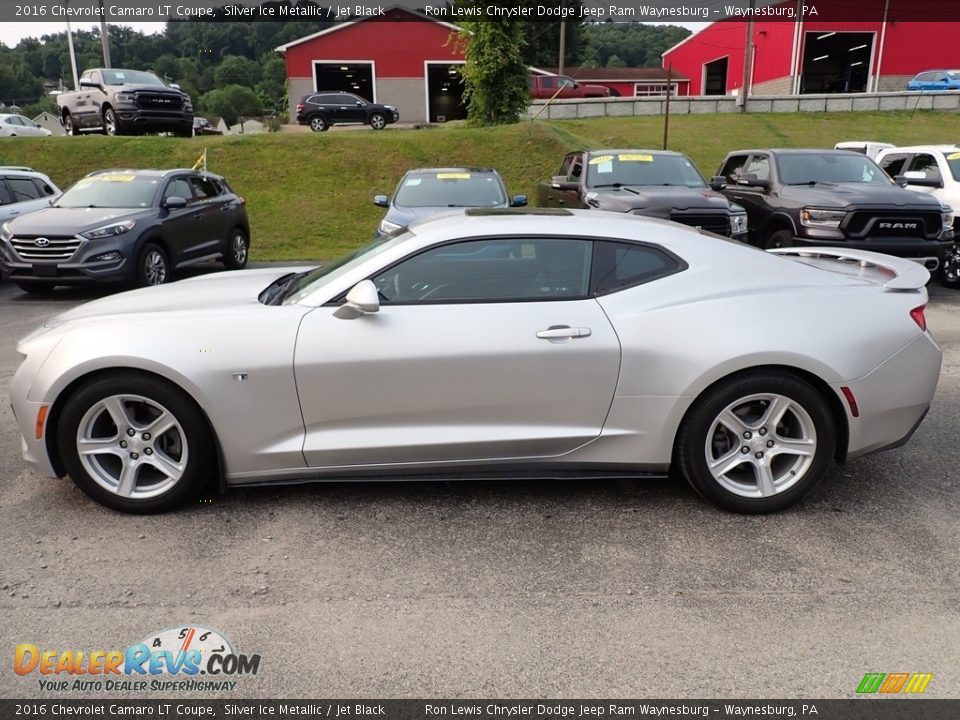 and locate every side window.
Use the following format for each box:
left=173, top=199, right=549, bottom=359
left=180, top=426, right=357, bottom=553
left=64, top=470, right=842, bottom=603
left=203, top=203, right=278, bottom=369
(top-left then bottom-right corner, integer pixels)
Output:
left=567, top=156, right=584, bottom=181
left=591, top=241, right=684, bottom=295
left=745, top=154, right=770, bottom=181
left=90, top=71, right=102, bottom=85
left=558, top=155, right=573, bottom=177
left=315, top=94, right=336, bottom=105
left=878, top=153, right=910, bottom=177
left=719, top=154, right=749, bottom=181
left=6, top=177, right=43, bottom=203
left=163, top=178, right=193, bottom=202
left=189, top=176, right=220, bottom=200
left=542, top=76, right=556, bottom=89
left=33, top=179, right=57, bottom=196
left=560, top=77, right=575, bottom=89
left=0, top=180, right=12, bottom=206
left=7, top=116, right=24, bottom=126
left=907, top=154, right=942, bottom=182
left=372, top=238, right=592, bottom=304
